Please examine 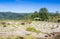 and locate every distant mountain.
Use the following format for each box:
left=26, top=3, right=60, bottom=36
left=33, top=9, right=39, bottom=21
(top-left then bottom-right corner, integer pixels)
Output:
left=0, top=12, right=30, bottom=20
left=49, top=12, right=60, bottom=18
left=0, top=12, right=59, bottom=20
